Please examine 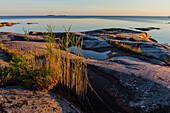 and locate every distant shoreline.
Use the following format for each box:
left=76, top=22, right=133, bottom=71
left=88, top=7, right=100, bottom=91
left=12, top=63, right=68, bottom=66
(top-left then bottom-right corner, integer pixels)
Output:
left=46, top=15, right=67, bottom=16
left=0, top=16, right=169, bottom=44
left=0, top=15, right=169, bottom=17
